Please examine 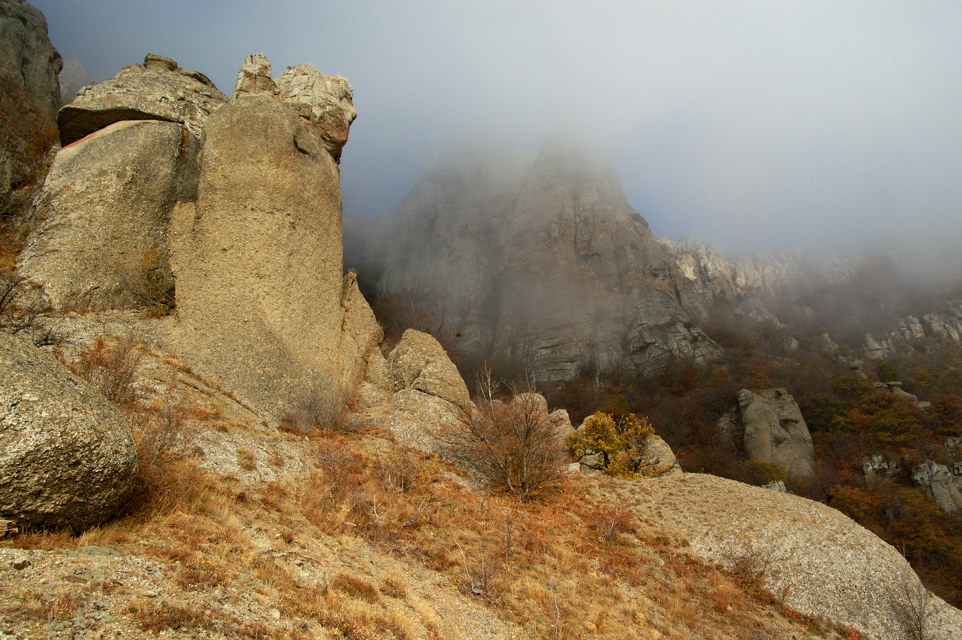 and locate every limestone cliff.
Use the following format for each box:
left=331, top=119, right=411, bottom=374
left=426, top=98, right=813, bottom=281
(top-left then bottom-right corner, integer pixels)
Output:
left=357, top=143, right=721, bottom=381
